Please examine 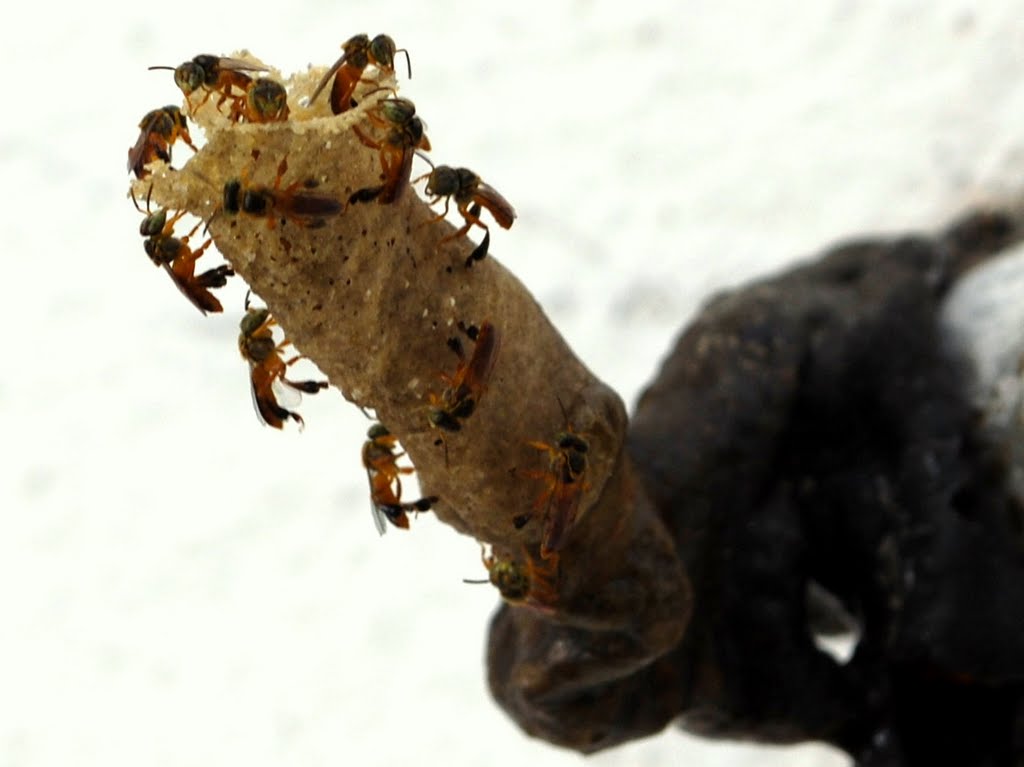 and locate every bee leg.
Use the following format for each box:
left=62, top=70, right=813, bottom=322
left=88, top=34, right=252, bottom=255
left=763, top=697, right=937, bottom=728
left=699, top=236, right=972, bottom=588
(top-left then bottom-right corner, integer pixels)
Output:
left=419, top=199, right=452, bottom=230
left=346, top=186, right=385, bottom=209
left=412, top=496, right=438, bottom=512
left=195, top=265, right=234, bottom=289
left=465, top=228, right=490, bottom=268
left=285, top=378, right=329, bottom=394
left=526, top=552, right=560, bottom=609
left=351, top=124, right=381, bottom=151
left=512, top=512, right=532, bottom=529
left=193, top=88, right=214, bottom=113
left=273, top=157, right=289, bottom=191
left=436, top=221, right=474, bottom=257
